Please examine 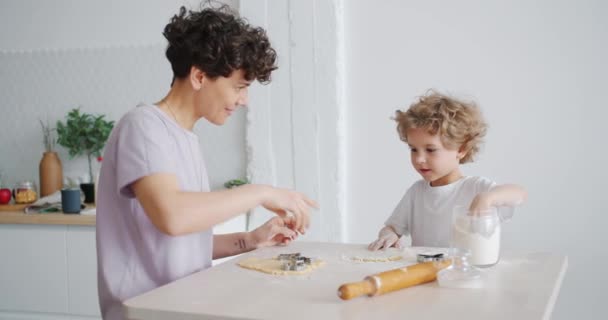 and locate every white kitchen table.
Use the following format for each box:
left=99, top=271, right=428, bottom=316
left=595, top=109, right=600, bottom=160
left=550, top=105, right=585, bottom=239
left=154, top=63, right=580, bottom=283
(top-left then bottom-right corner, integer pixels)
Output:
left=124, top=241, right=567, bottom=320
